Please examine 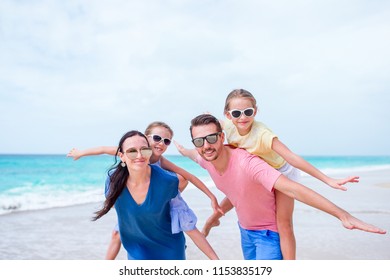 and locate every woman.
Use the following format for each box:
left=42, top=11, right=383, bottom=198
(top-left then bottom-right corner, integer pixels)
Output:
left=69, top=121, right=220, bottom=260
left=93, top=130, right=186, bottom=260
